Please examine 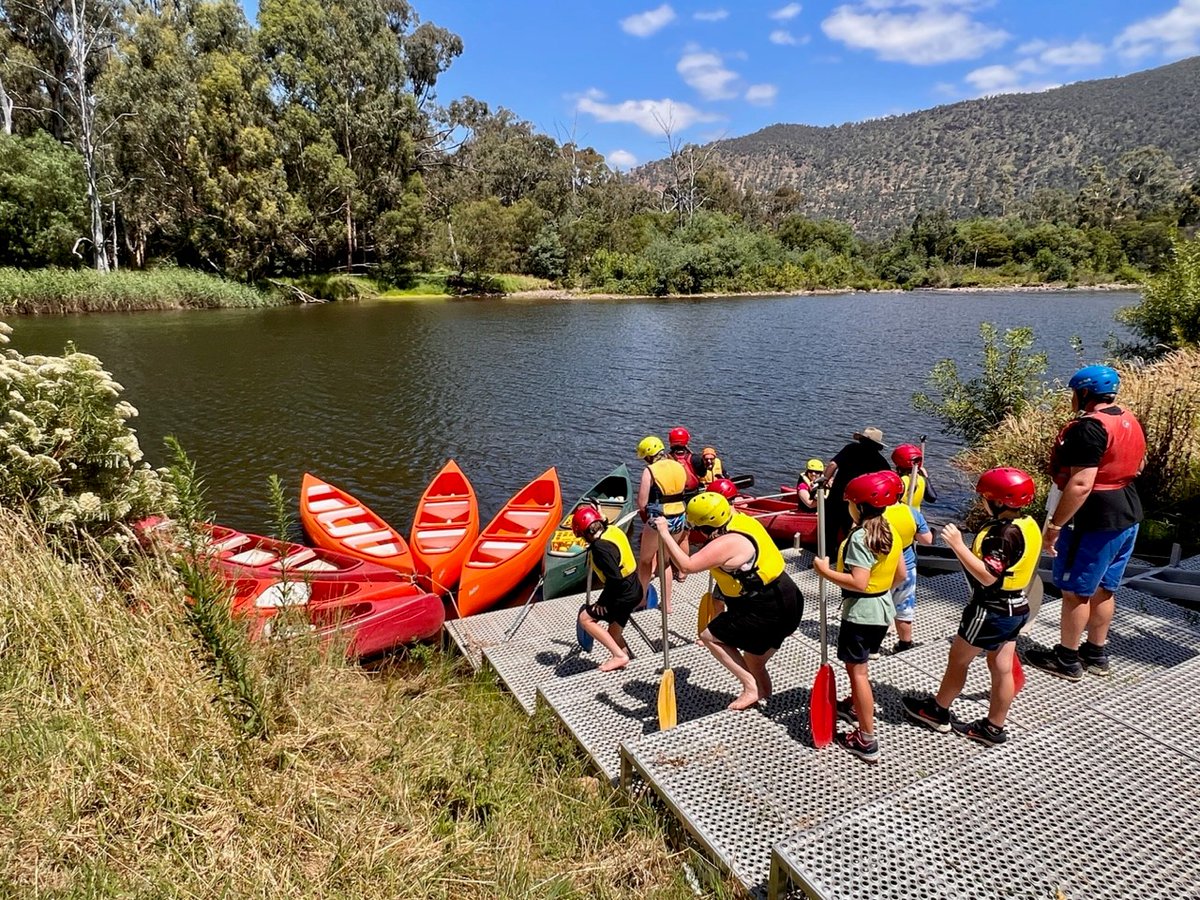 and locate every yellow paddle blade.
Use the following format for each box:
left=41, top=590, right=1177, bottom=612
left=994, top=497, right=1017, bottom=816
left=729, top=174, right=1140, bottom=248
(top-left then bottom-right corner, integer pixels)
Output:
left=697, top=591, right=716, bottom=633
left=657, top=667, right=677, bottom=731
